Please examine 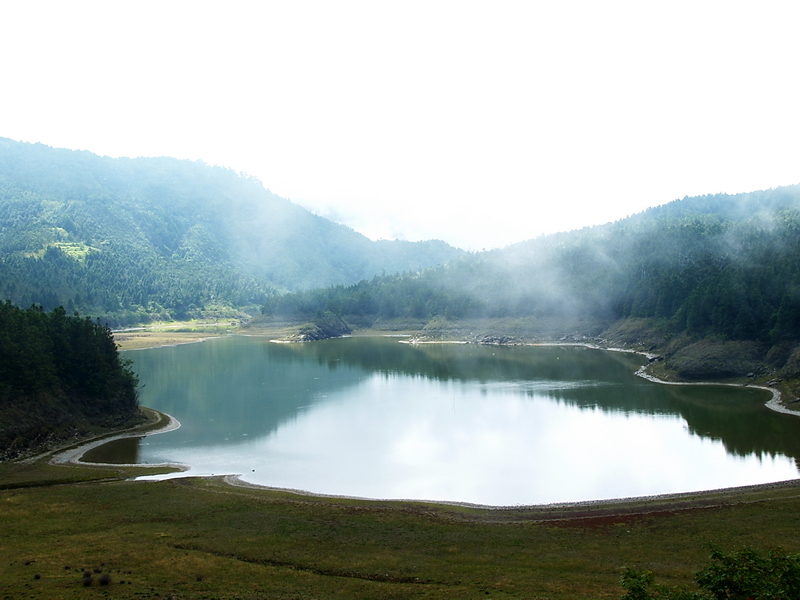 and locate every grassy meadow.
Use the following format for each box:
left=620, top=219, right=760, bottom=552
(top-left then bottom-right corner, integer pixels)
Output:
left=2, top=449, right=800, bottom=599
